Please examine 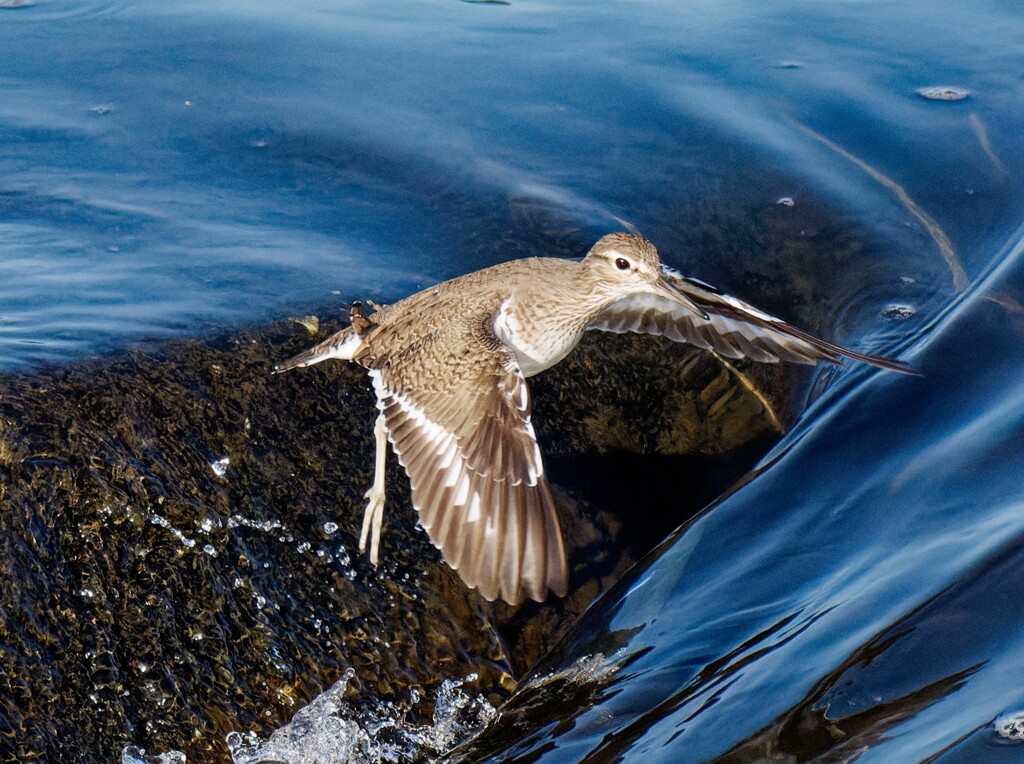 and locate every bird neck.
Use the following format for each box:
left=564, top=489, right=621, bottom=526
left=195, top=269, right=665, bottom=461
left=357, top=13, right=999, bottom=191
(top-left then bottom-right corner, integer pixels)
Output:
left=574, top=257, right=626, bottom=322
